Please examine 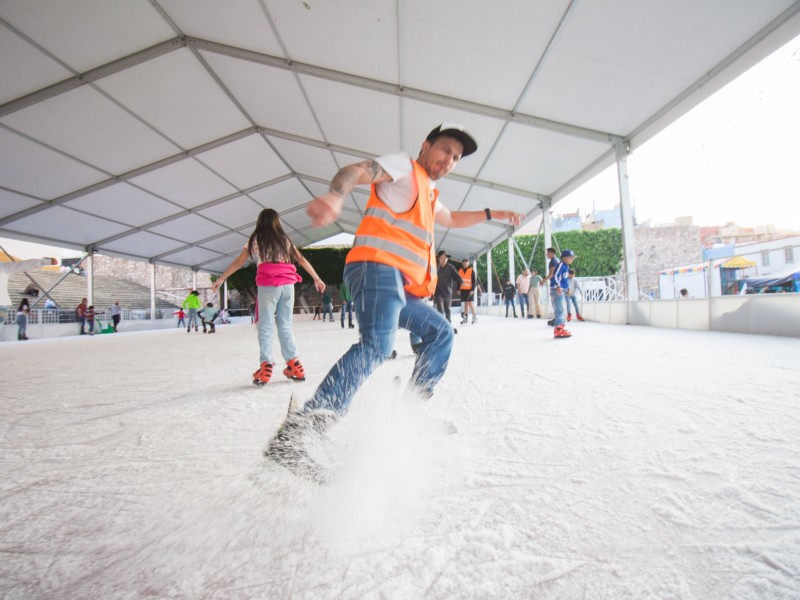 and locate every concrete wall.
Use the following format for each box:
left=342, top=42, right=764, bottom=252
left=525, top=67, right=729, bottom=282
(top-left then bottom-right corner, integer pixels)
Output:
left=581, top=294, right=800, bottom=338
